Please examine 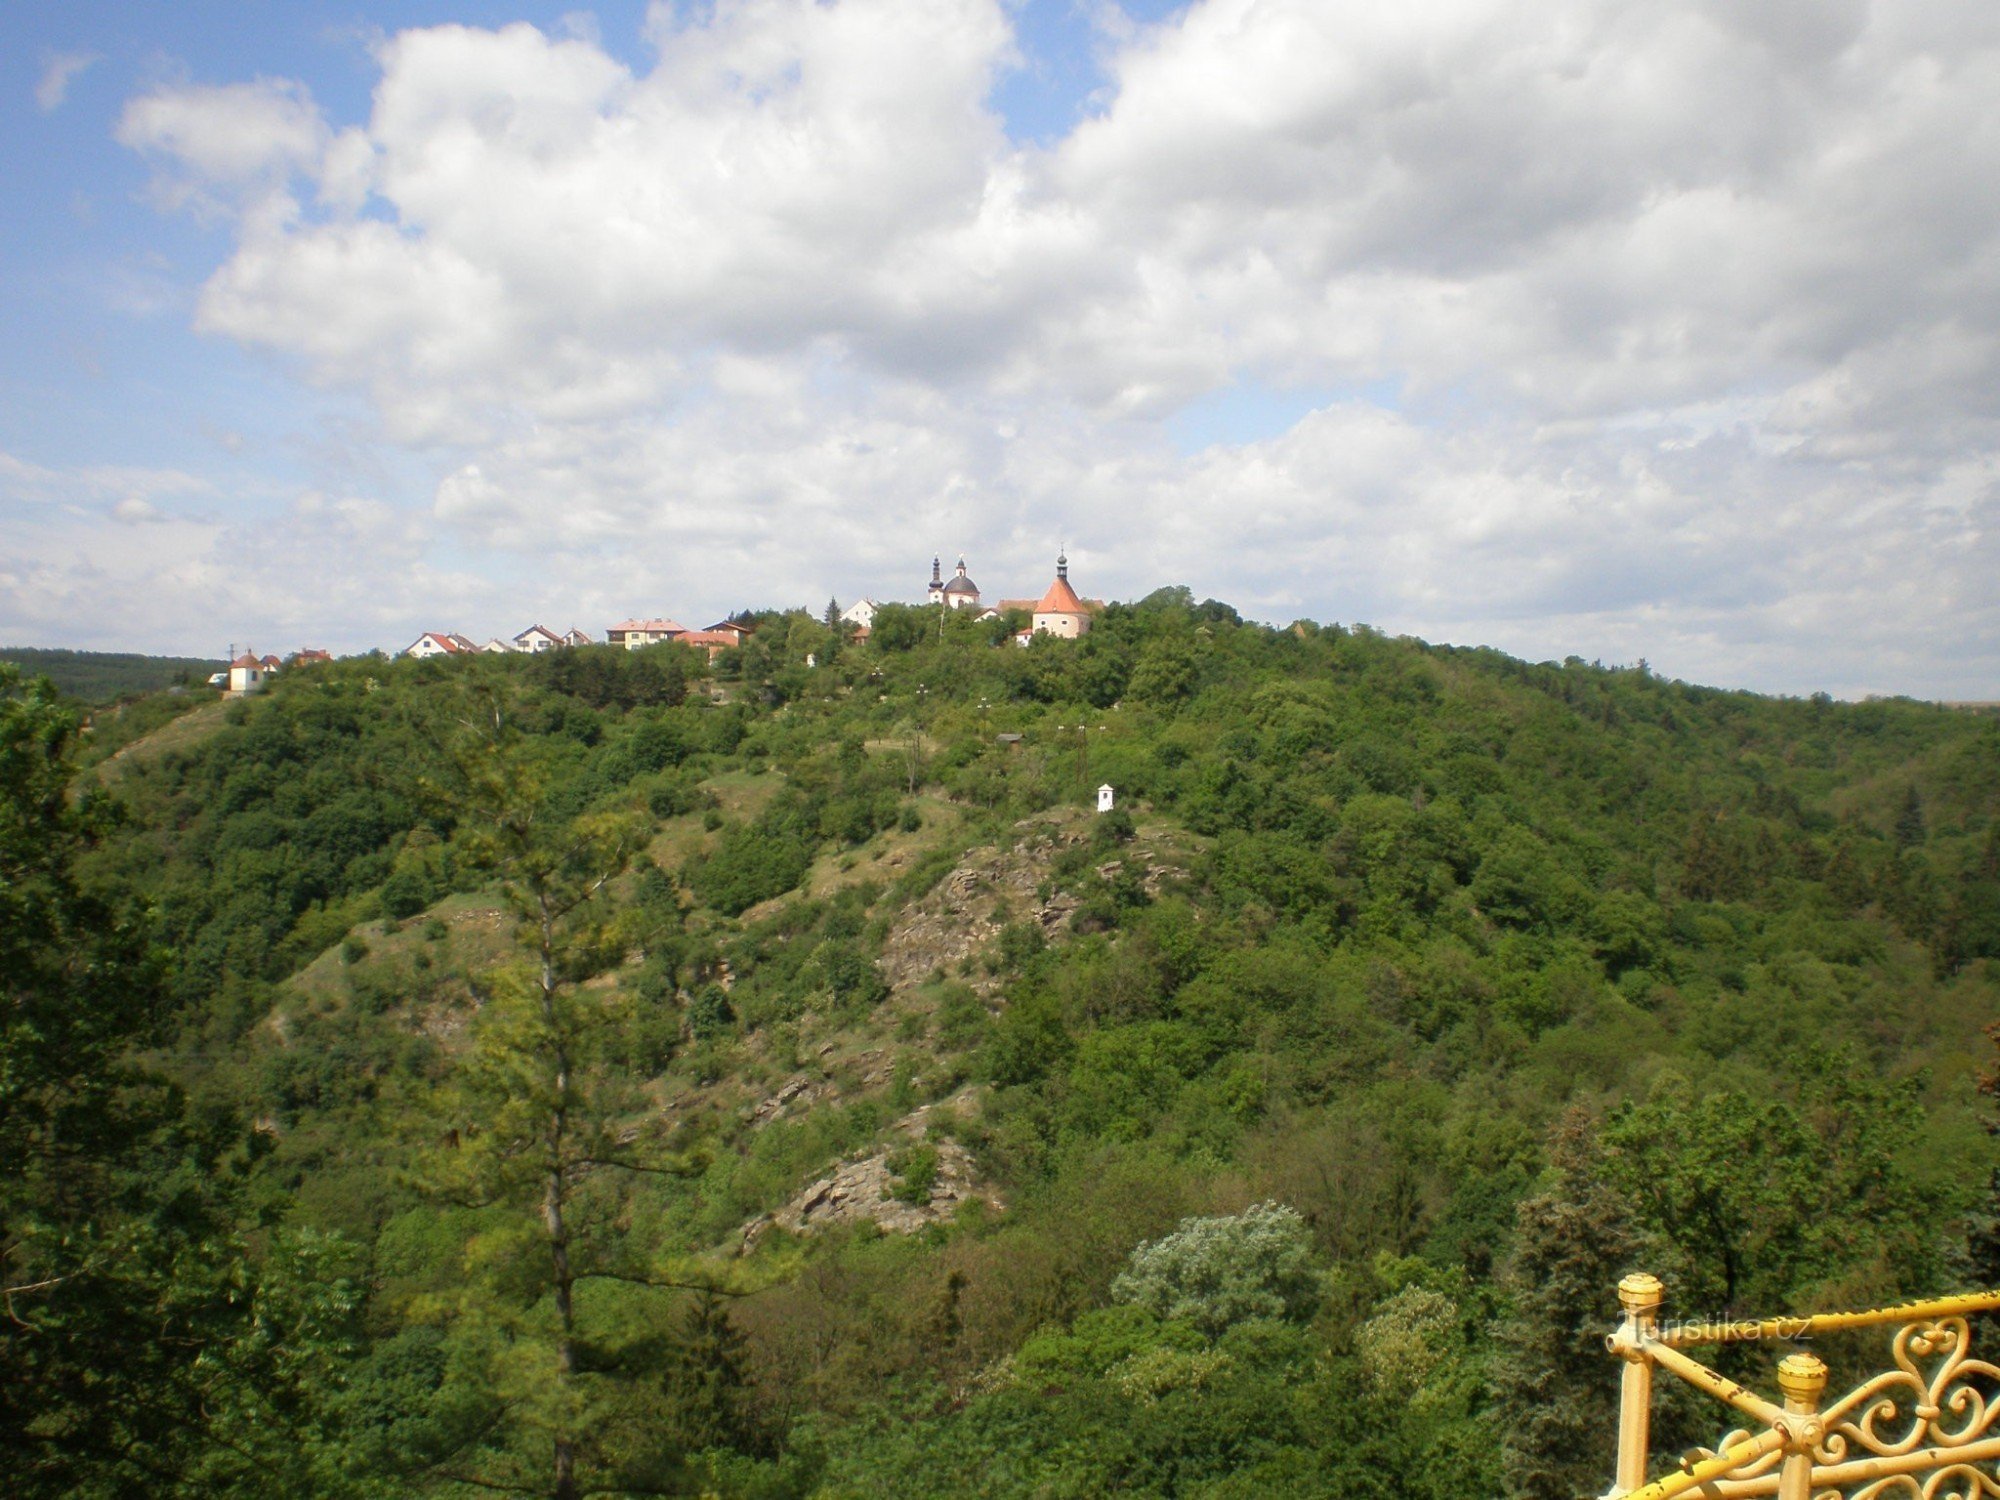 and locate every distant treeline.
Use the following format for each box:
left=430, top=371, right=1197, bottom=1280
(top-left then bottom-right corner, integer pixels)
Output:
left=0, top=646, right=223, bottom=701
